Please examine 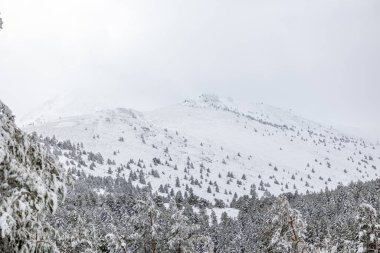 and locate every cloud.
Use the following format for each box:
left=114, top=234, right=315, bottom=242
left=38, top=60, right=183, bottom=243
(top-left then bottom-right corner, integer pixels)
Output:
left=0, top=0, right=379, bottom=136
